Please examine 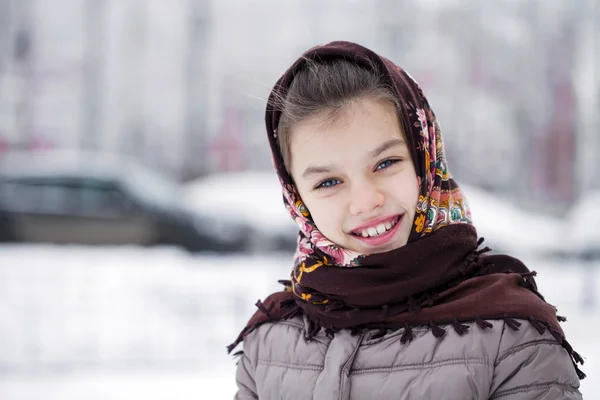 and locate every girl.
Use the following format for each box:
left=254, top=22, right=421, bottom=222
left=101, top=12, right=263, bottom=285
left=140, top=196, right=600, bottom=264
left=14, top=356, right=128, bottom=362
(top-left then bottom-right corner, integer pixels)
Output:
left=229, top=41, right=584, bottom=399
